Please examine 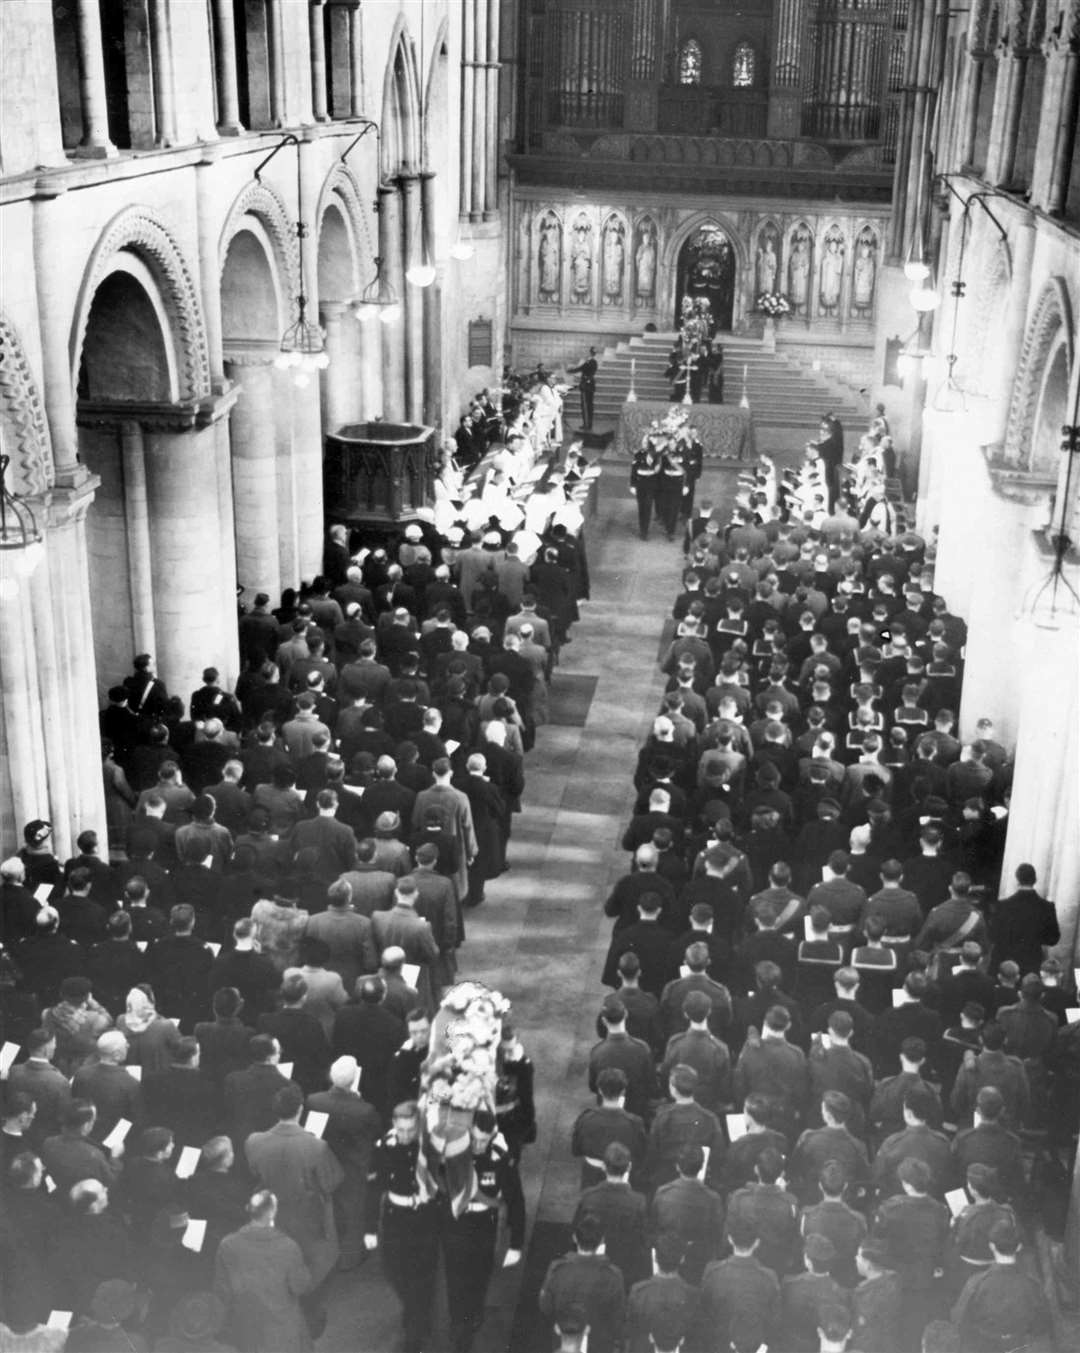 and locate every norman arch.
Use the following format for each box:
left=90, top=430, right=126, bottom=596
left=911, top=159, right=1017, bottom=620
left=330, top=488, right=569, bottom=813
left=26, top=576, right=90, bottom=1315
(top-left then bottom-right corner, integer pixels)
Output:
left=1004, top=277, right=1075, bottom=468
left=70, top=207, right=211, bottom=405
left=0, top=315, right=54, bottom=496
